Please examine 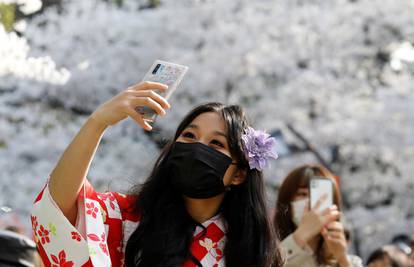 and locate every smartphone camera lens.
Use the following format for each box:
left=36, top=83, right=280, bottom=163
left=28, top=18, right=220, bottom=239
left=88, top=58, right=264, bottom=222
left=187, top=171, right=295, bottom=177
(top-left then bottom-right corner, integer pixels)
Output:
left=152, top=64, right=161, bottom=75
